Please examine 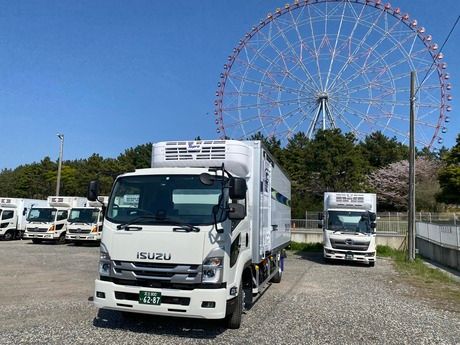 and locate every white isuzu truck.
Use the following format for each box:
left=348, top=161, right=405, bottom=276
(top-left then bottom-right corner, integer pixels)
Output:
left=90, top=140, right=291, bottom=329
left=24, top=196, right=87, bottom=244
left=66, top=197, right=107, bottom=245
left=0, top=198, right=47, bottom=240
left=322, top=192, right=377, bottom=266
